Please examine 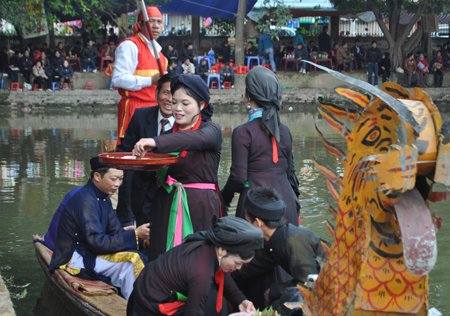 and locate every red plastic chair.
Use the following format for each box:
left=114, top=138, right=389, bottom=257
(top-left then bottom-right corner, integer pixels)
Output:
left=261, top=64, right=272, bottom=70
left=85, top=82, right=94, bottom=90
left=233, top=66, right=238, bottom=72
left=211, top=81, right=219, bottom=89
left=223, top=82, right=231, bottom=89
left=100, top=57, right=114, bottom=72
left=33, top=84, right=39, bottom=91
left=236, top=66, right=249, bottom=74
left=62, top=82, right=71, bottom=90
left=210, top=65, right=219, bottom=73
left=11, top=83, right=20, bottom=90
